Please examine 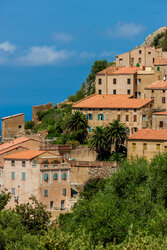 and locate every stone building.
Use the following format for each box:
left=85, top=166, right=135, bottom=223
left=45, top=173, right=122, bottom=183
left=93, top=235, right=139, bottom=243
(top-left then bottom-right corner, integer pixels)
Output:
left=152, top=111, right=167, bottom=129
left=154, top=58, right=167, bottom=81
left=116, top=46, right=167, bottom=68
left=128, top=129, right=167, bottom=161
left=4, top=150, right=71, bottom=210
left=1, top=113, right=25, bottom=142
left=72, top=94, right=153, bottom=136
left=32, top=102, right=53, bottom=123
left=145, top=80, right=167, bottom=109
